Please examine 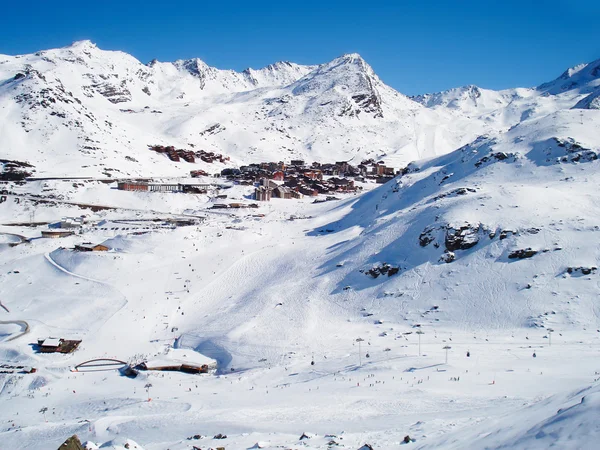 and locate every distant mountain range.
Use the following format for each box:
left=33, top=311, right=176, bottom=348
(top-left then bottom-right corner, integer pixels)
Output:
left=0, top=40, right=598, bottom=177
